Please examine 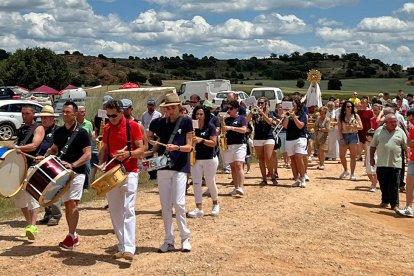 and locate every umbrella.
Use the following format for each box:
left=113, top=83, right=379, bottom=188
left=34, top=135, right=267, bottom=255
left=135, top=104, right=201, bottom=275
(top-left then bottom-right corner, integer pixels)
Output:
left=119, top=82, right=140, bottom=89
